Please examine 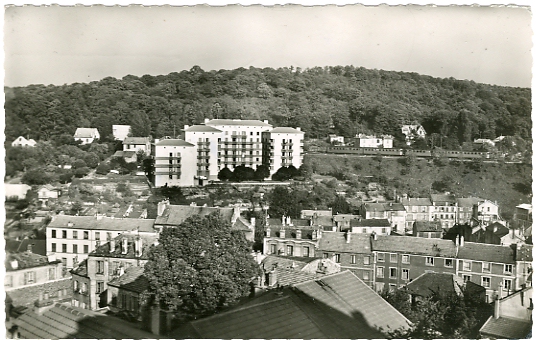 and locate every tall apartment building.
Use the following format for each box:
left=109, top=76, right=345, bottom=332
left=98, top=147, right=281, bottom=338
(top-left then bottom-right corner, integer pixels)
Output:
left=153, top=139, right=196, bottom=187
left=262, top=127, right=305, bottom=174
